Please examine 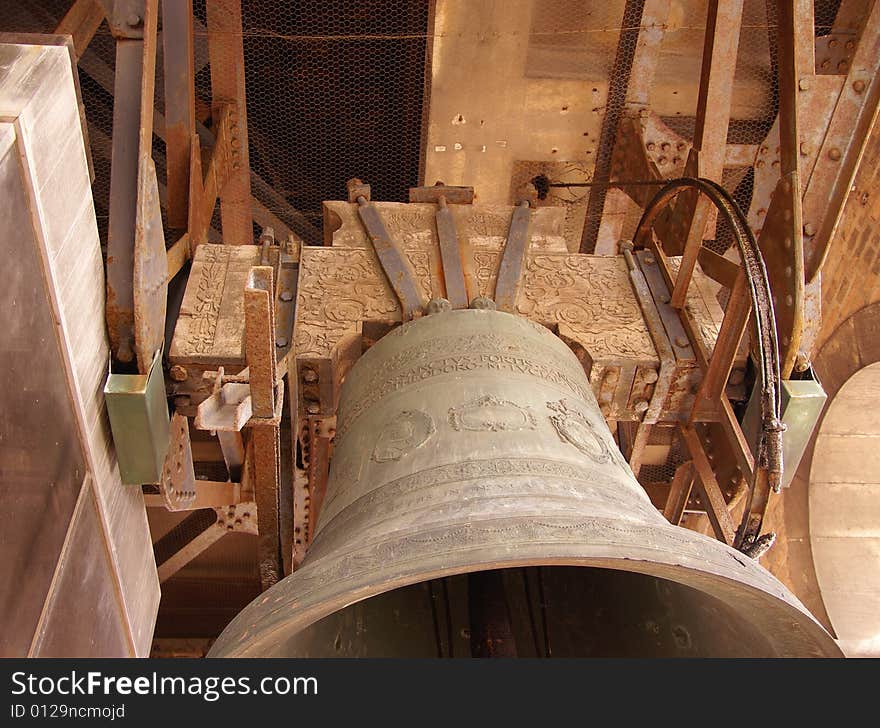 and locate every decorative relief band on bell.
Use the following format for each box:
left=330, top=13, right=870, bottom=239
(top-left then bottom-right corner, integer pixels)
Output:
left=547, top=398, right=616, bottom=464
left=336, top=331, right=591, bottom=439
left=448, top=395, right=537, bottom=432
left=313, top=456, right=660, bottom=547
left=280, top=515, right=783, bottom=611
left=372, top=410, right=436, bottom=462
